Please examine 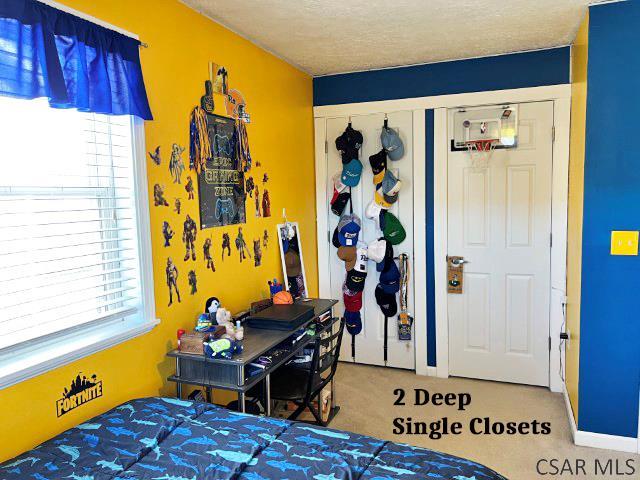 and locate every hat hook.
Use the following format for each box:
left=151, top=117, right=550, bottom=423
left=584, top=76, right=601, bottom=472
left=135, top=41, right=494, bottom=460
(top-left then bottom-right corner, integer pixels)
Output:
left=383, top=114, right=388, bottom=128
left=348, top=116, right=352, bottom=127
